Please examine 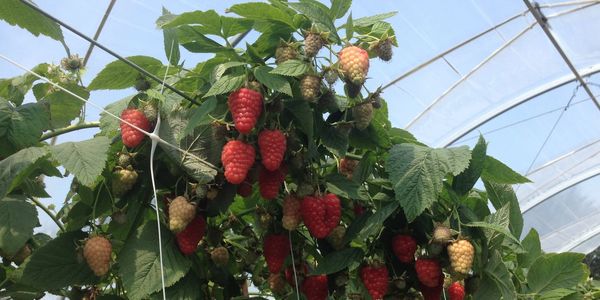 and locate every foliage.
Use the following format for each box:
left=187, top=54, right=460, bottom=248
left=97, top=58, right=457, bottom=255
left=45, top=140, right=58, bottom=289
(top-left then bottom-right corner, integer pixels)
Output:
left=0, top=0, right=595, bottom=299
